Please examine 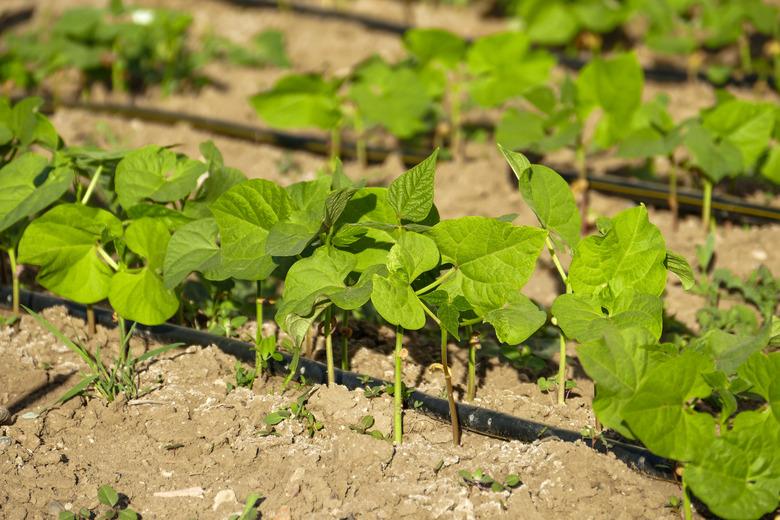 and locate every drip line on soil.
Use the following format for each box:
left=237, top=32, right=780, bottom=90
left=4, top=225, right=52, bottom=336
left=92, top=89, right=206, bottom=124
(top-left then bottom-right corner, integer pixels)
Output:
left=1, top=286, right=675, bottom=482
left=40, top=97, right=780, bottom=225
left=222, top=0, right=776, bottom=91
left=0, top=7, right=34, bottom=34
